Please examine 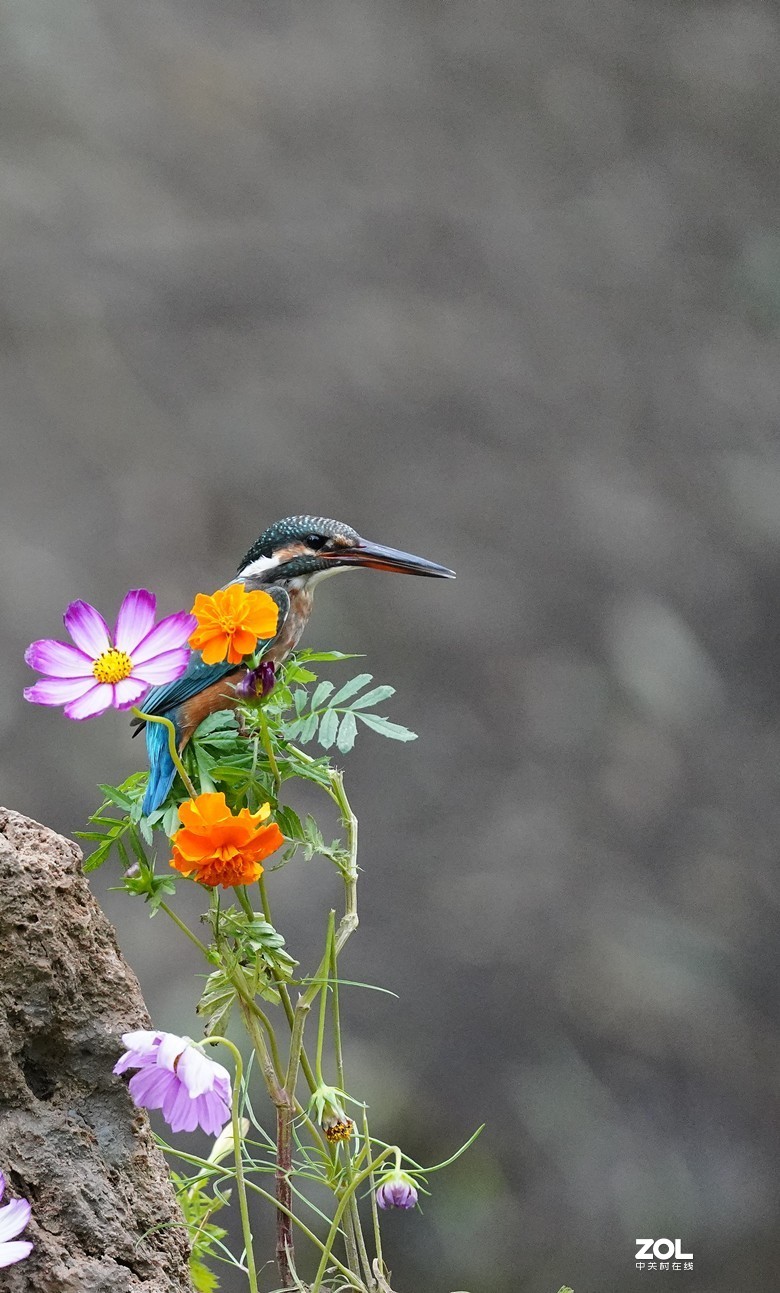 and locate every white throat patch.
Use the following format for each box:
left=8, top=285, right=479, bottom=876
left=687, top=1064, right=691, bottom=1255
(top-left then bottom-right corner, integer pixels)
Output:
left=236, top=553, right=280, bottom=584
